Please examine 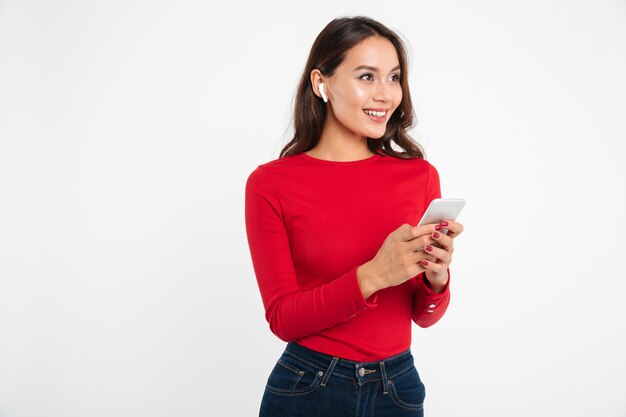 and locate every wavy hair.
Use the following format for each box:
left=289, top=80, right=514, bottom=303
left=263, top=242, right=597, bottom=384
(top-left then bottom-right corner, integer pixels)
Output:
left=279, top=16, right=424, bottom=160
